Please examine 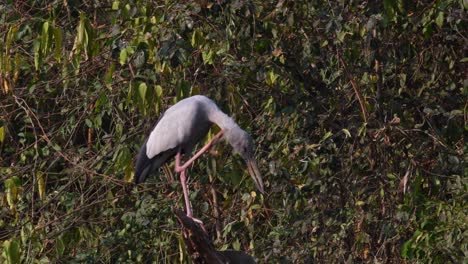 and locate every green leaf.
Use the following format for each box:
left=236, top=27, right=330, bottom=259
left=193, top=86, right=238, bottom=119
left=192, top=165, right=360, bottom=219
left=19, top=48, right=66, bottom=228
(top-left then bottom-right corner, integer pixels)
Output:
left=56, top=236, right=65, bottom=256
left=191, top=30, right=203, bottom=48
left=155, top=85, right=163, bottom=97
left=320, top=40, right=328, bottom=47
left=3, top=239, right=20, bottom=264
left=112, top=0, right=120, bottom=10
left=5, top=176, right=20, bottom=210
left=33, top=39, right=41, bottom=71
left=435, top=12, right=444, bottom=28
left=119, top=49, right=127, bottom=65
left=266, top=70, right=279, bottom=85
left=202, top=49, right=214, bottom=65
left=336, top=31, right=349, bottom=42
left=5, top=26, right=18, bottom=53
left=53, top=27, right=63, bottom=62
left=41, top=21, right=51, bottom=55
left=94, top=115, right=102, bottom=128
left=104, top=63, right=115, bottom=89
left=176, top=80, right=190, bottom=101
left=401, top=236, right=416, bottom=258
left=355, top=201, right=365, bottom=206
left=342, top=128, right=351, bottom=138
left=85, top=118, right=93, bottom=128
left=320, top=131, right=333, bottom=143
left=138, top=82, right=147, bottom=103
left=232, top=239, right=240, bottom=251
left=37, top=171, right=45, bottom=200
left=0, top=126, right=5, bottom=143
